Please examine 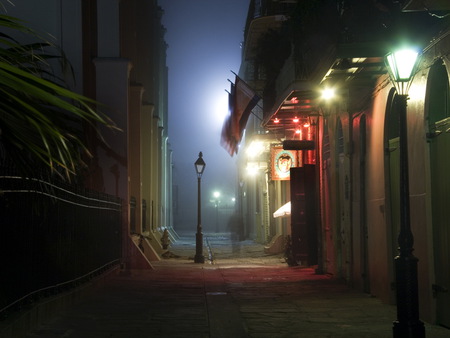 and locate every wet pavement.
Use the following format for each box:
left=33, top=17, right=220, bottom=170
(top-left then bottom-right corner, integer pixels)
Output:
left=5, top=233, right=450, bottom=337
